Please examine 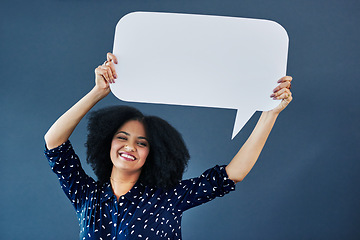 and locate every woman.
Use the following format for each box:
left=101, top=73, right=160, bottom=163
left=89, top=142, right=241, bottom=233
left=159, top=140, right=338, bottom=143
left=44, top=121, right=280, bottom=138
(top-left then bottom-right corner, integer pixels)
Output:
left=44, top=53, right=292, bottom=240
